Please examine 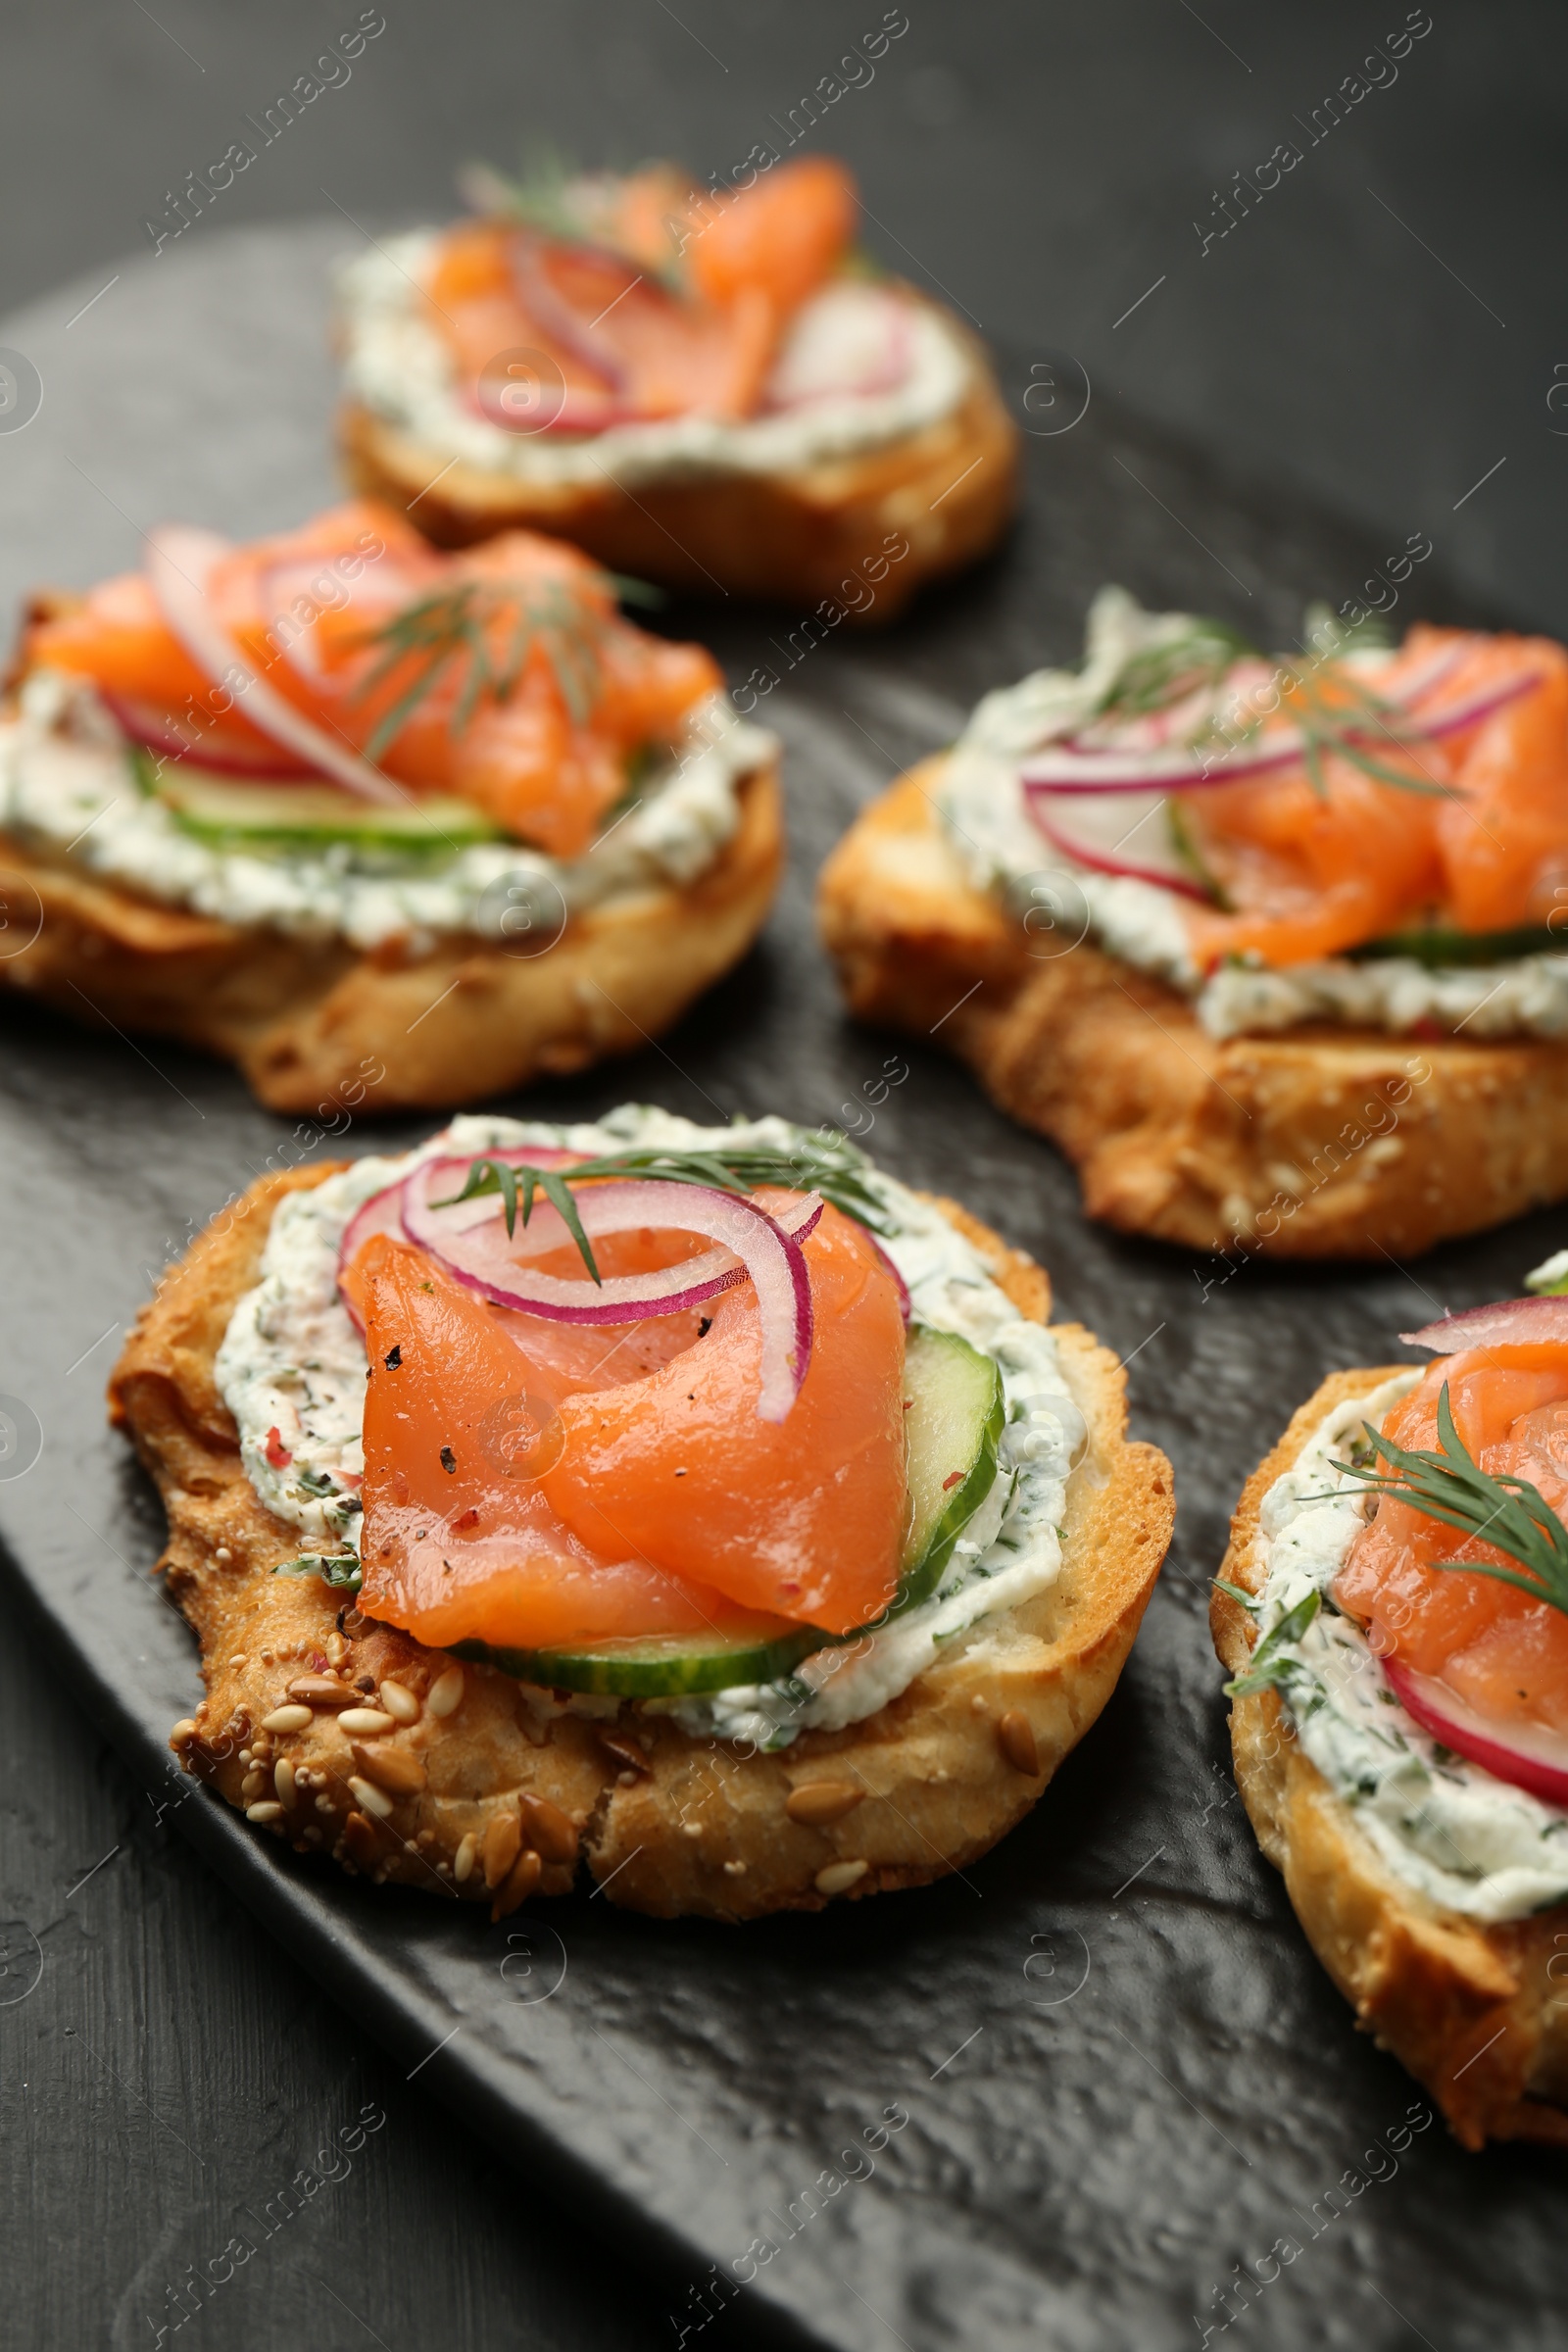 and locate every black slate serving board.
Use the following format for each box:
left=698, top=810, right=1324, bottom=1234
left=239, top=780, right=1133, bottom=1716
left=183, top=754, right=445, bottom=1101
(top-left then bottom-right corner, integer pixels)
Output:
left=0, top=224, right=1563, bottom=2352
